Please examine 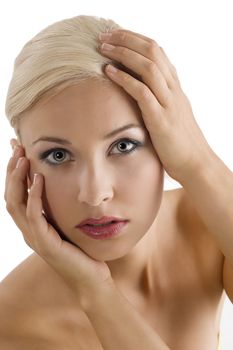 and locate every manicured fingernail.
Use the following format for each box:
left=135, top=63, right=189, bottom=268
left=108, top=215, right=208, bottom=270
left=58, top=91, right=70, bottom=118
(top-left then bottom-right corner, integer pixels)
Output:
left=16, top=157, right=24, bottom=168
left=101, top=43, right=115, bottom=51
left=99, top=32, right=112, bottom=41
left=106, top=64, right=118, bottom=74
left=33, top=173, right=39, bottom=185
